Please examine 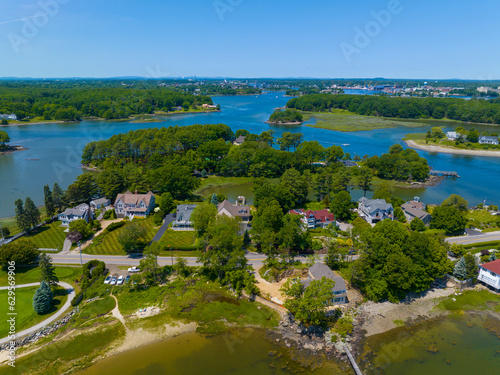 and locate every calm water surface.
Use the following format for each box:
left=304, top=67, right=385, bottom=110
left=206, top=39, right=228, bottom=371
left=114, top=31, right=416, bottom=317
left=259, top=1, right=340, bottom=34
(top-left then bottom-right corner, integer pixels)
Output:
left=2, top=93, right=500, bottom=217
